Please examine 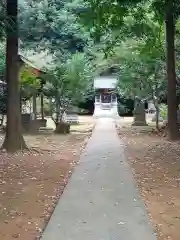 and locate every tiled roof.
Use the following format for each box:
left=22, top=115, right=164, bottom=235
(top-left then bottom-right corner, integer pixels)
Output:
left=94, top=76, right=117, bottom=89
left=19, top=50, right=54, bottom=71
